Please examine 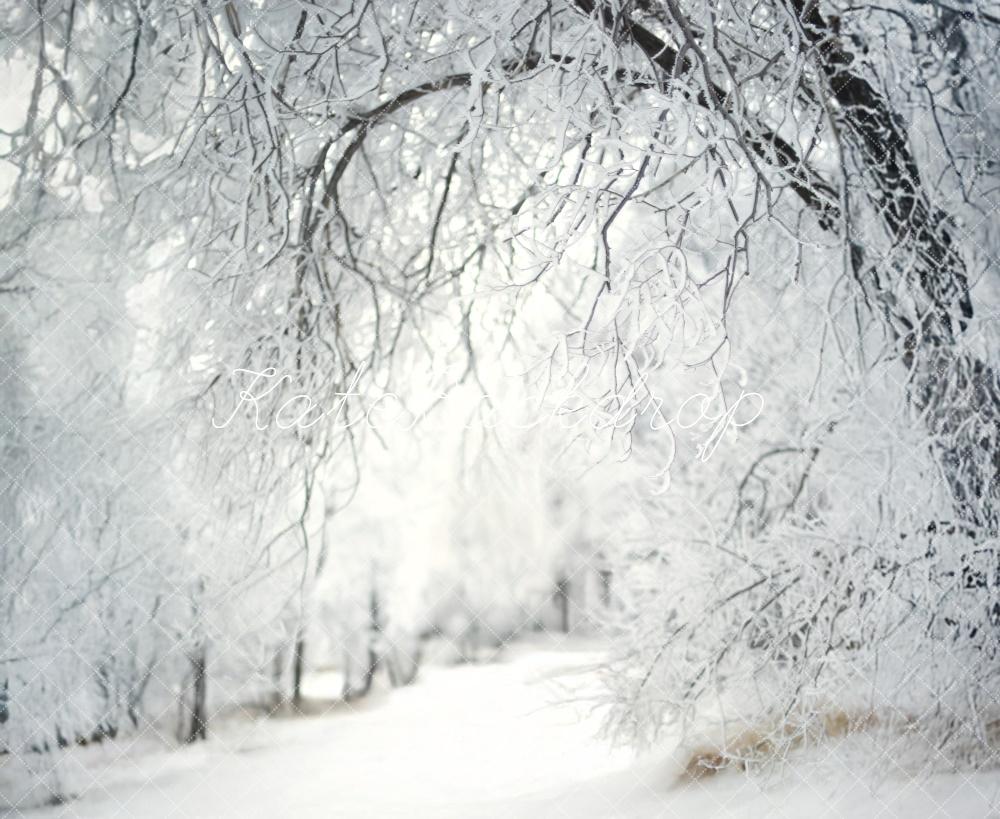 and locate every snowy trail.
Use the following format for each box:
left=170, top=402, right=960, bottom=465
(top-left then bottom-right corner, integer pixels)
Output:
left=12, top=641, right=1000, bottom=818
